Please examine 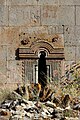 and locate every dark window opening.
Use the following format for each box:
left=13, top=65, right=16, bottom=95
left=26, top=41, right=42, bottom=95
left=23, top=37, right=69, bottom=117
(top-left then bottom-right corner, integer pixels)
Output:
left=38, top=51, right=47, bottom=88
